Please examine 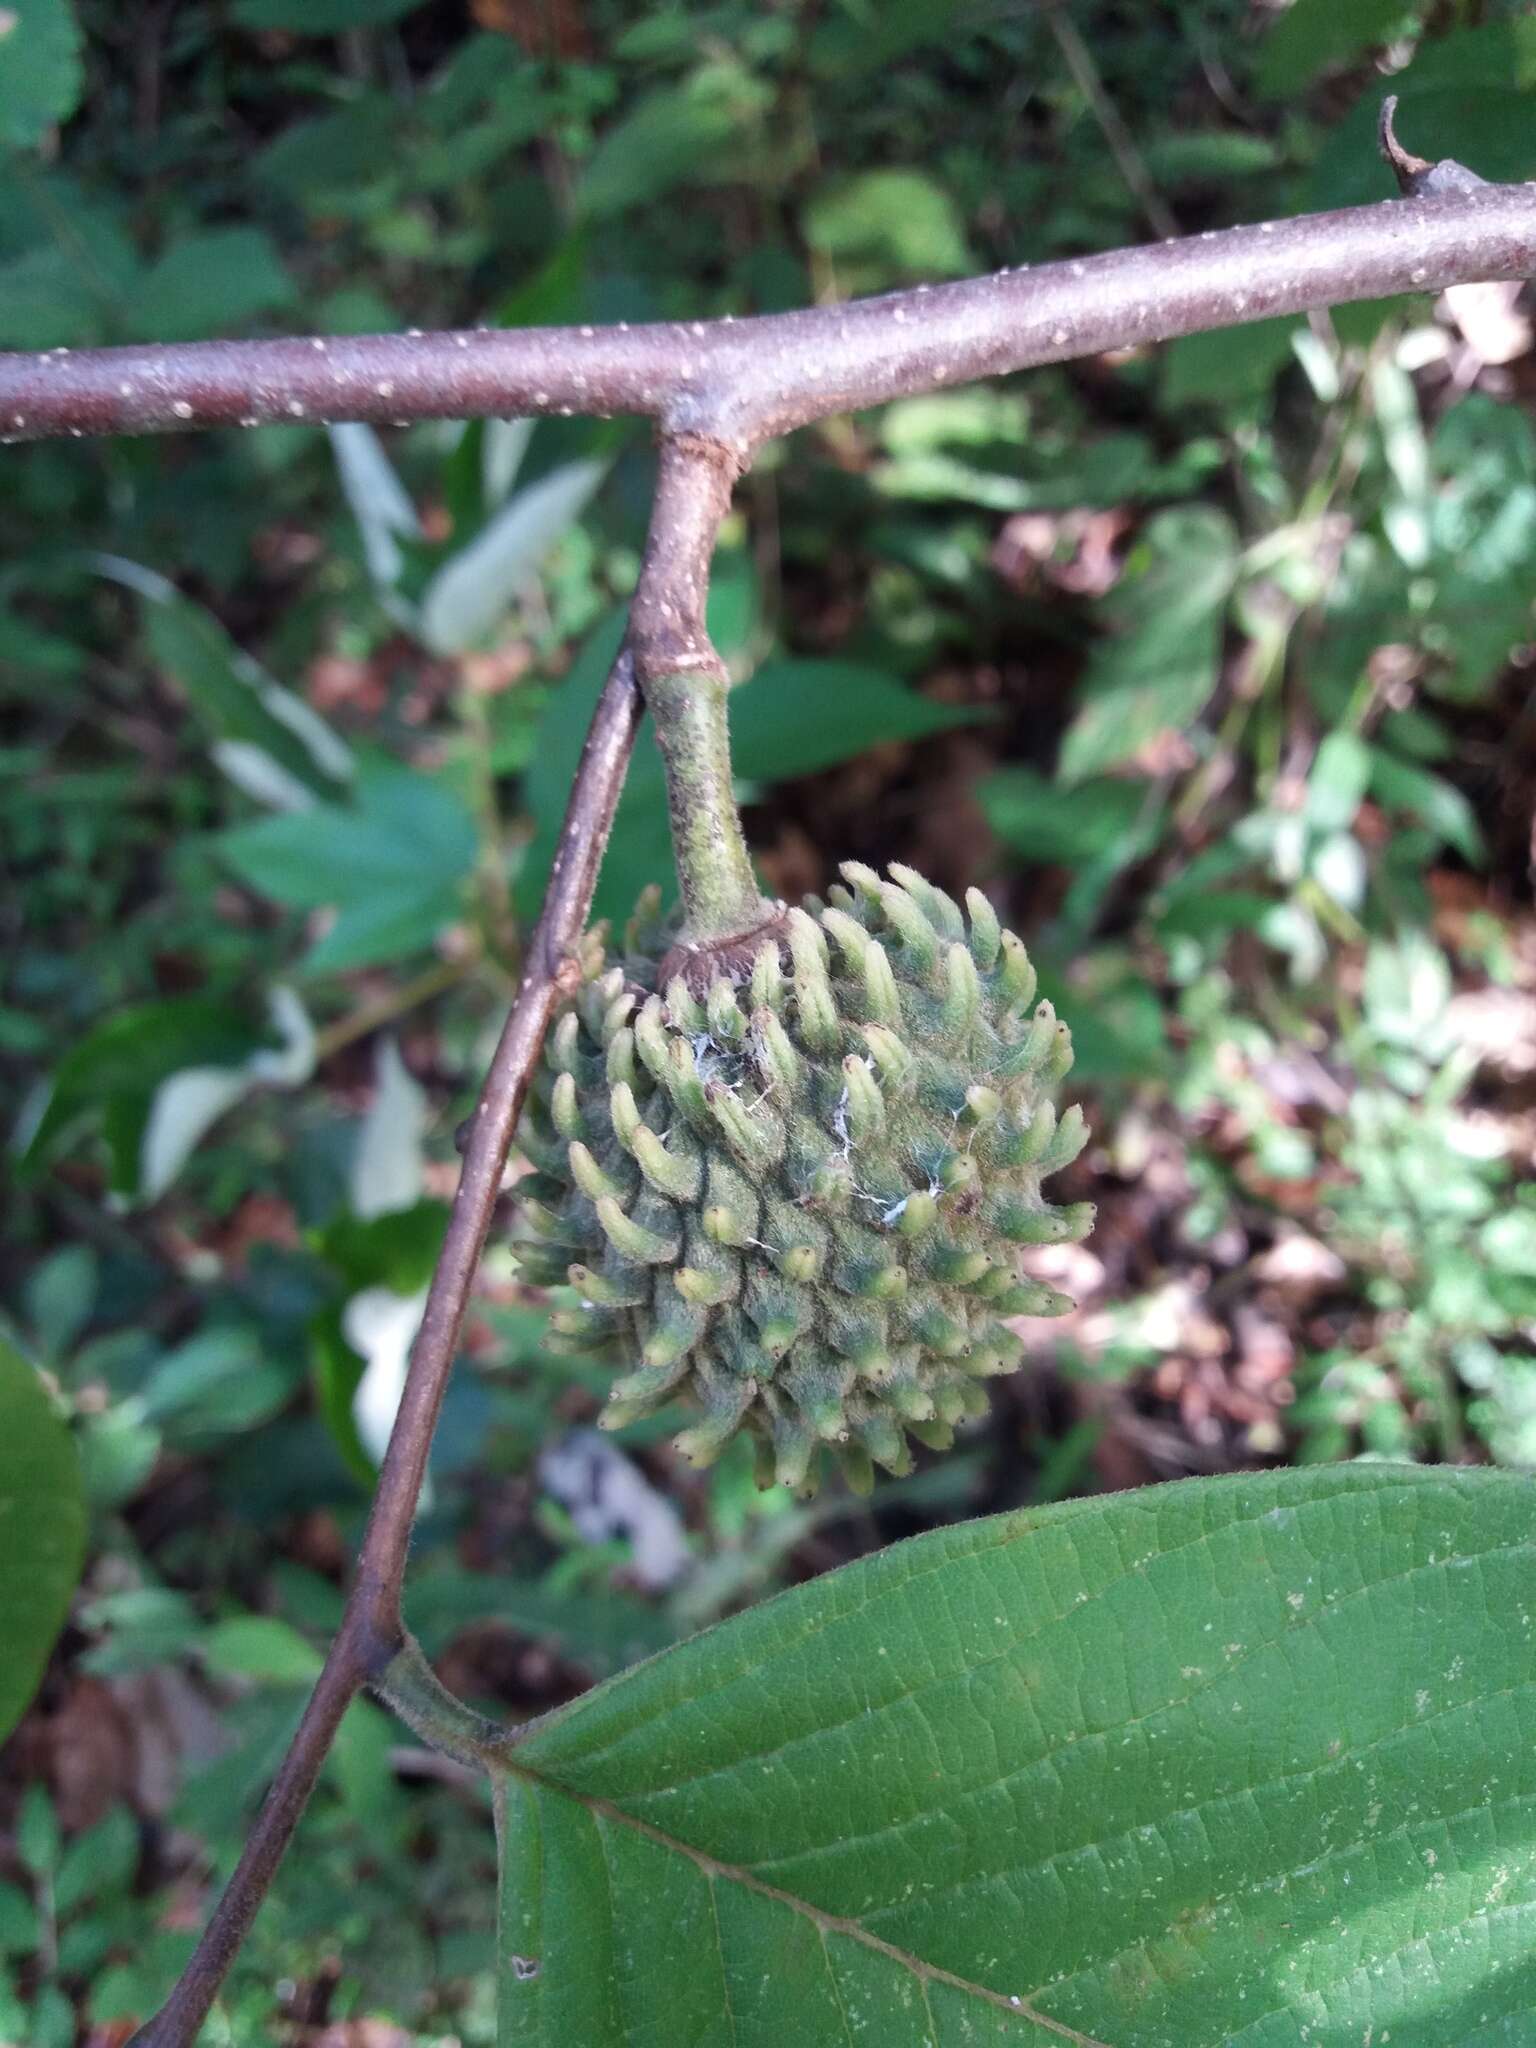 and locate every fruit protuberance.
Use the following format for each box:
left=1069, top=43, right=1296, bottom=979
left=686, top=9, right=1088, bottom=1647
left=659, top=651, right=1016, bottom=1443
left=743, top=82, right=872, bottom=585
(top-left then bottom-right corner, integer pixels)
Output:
left=514, top=861, right=1094, bottom=1493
